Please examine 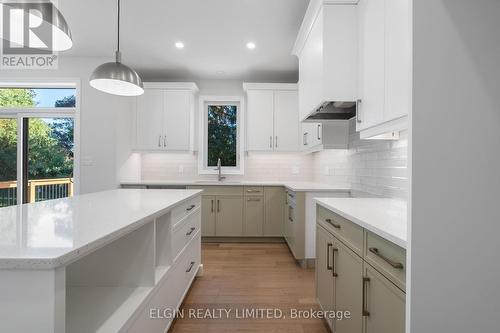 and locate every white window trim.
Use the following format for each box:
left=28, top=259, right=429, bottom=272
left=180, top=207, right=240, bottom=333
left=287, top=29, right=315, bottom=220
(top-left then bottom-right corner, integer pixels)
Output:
left=0, top=78, right=81, bottom=199
left=198, top=95, right=245, bottom=175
